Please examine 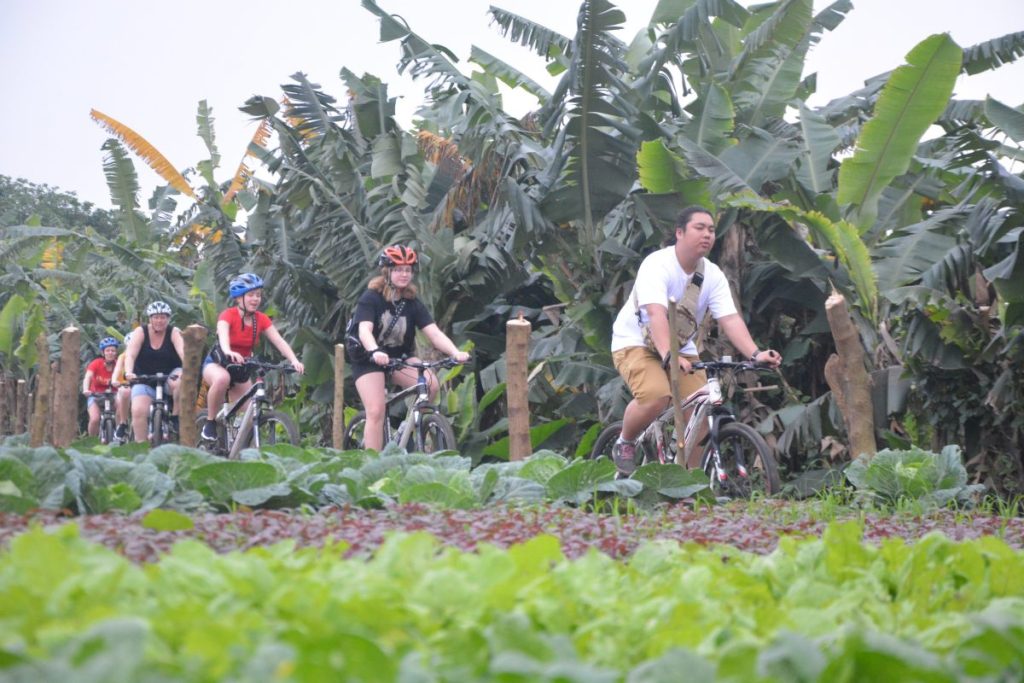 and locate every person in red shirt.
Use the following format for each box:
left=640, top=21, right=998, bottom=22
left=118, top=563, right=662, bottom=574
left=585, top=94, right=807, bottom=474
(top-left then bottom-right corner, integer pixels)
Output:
left=82, top=336, right=119, bottom=438
left=200, top=273, right=305, bottom=442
